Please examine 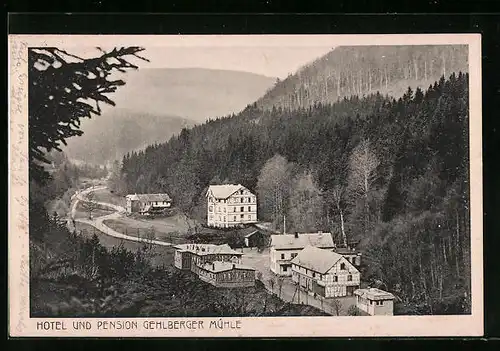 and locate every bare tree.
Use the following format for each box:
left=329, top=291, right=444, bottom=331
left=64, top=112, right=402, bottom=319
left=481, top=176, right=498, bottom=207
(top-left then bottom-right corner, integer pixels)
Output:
left=81, top=190, right=99, bottom=220
left=288, top=172, right=324, bottom=233
left=331, top=298, right=343, bottom=316
left=256, top=155, right=294, bottom=231
left=277, top=277, right=284, bottom=299
left=347, top=139, right=380, bottom=234
left=330, top=185, right=347, bottom=247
